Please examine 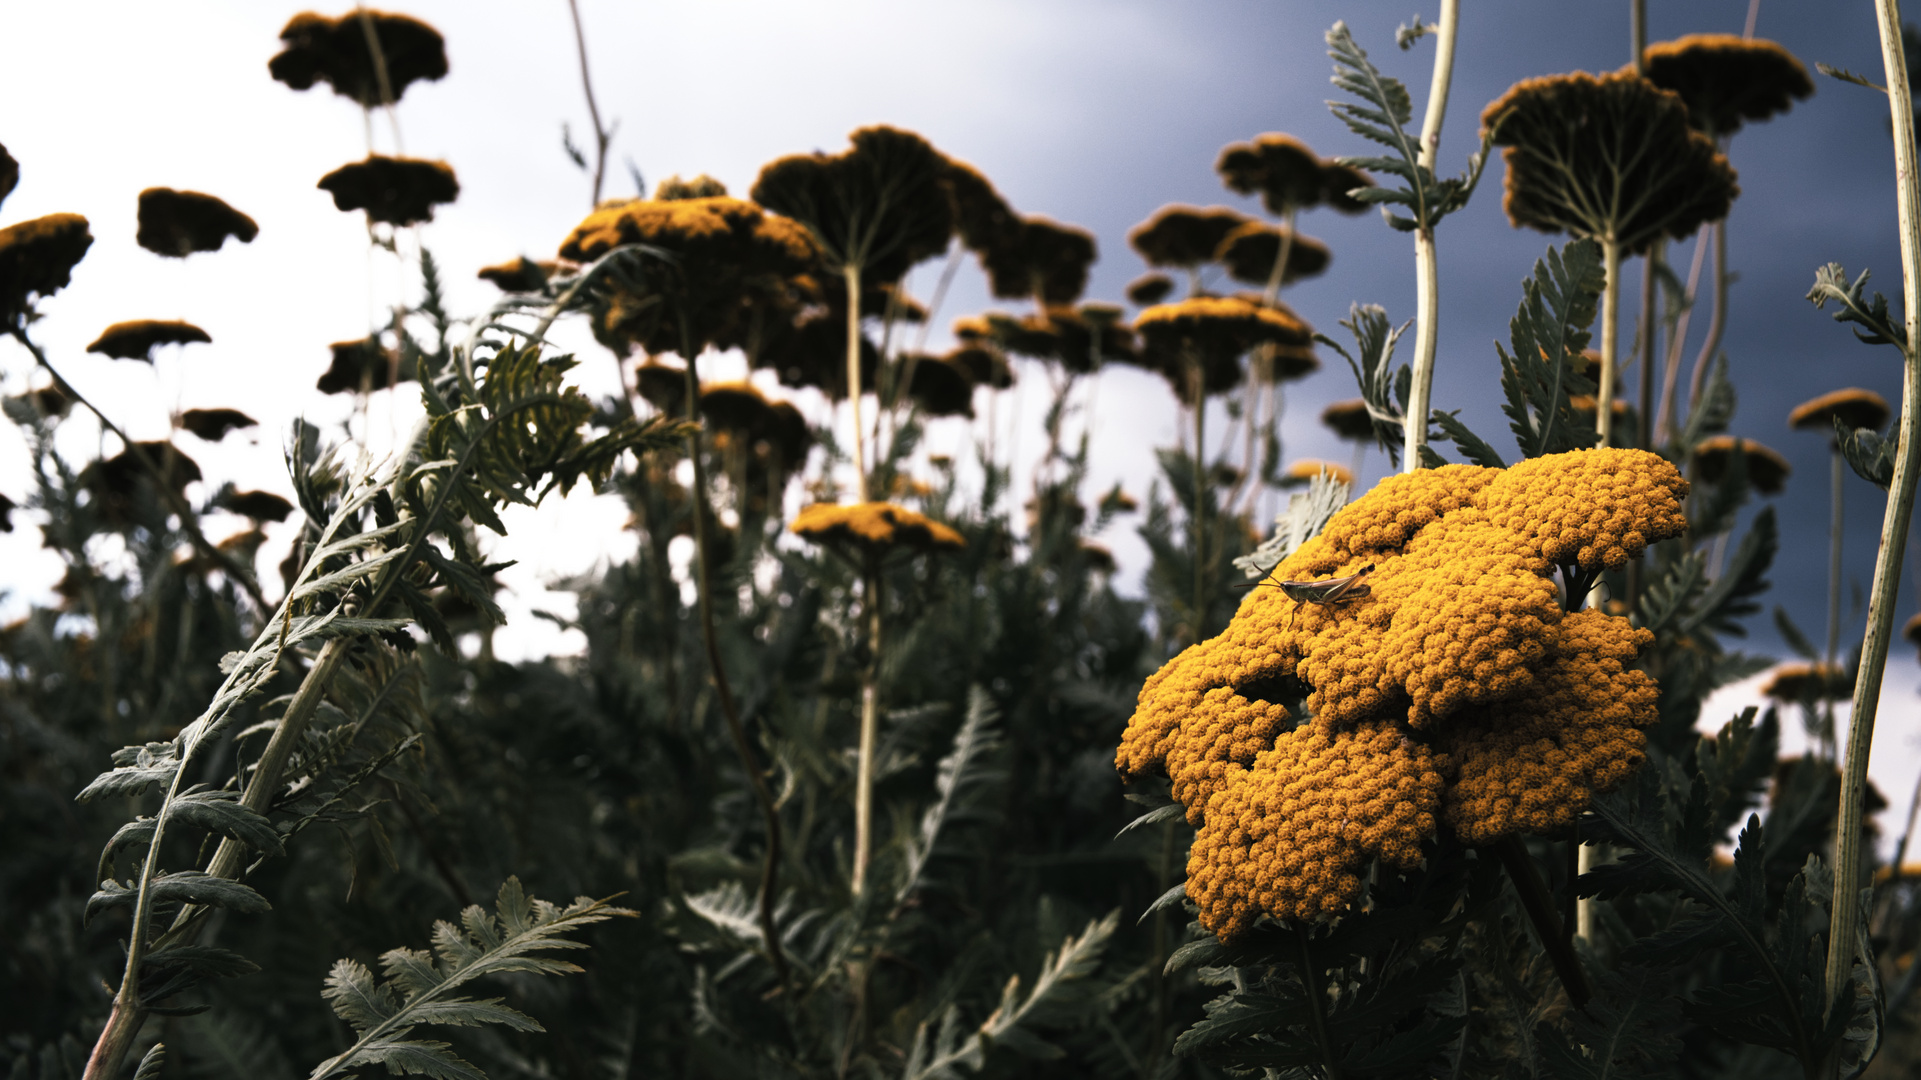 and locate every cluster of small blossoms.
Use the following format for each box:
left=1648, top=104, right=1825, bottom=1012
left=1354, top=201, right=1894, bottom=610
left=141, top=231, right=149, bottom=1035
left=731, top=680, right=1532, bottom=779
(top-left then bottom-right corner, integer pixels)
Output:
left=1116, top=448, right=1688, bottom=939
